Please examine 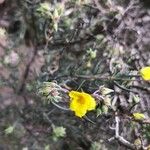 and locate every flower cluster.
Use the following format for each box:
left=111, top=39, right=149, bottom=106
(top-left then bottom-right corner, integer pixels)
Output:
left=39, top=66, right=150, bottom=118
